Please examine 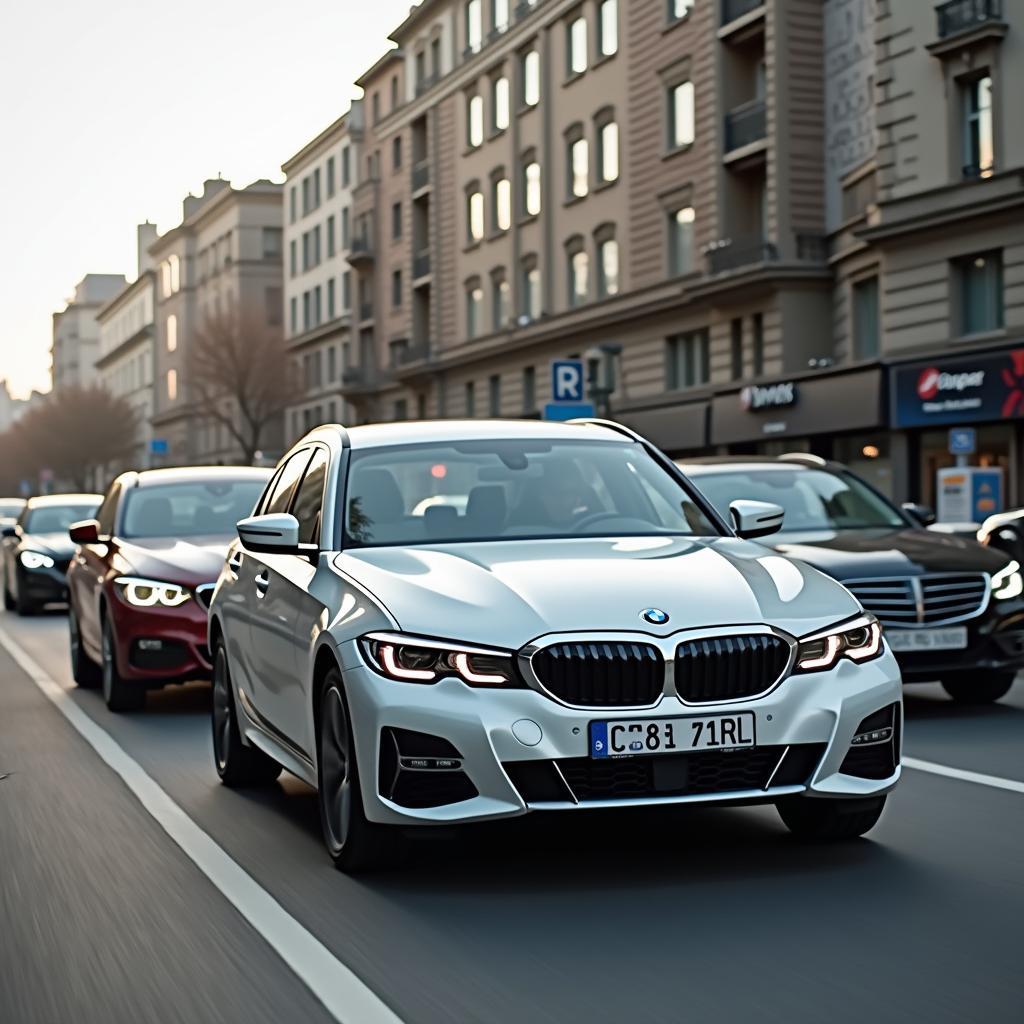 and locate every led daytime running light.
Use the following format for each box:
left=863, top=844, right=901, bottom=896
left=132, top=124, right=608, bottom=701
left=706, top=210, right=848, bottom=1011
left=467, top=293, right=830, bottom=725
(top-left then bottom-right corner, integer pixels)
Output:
left=20, top=550, right=55, bottom=570
left=992, top=560, right=1023, bottom=600
left=379, top=643, right=436, bottom=681
left=452, top=652, right=507, bottom=685
left=116, top=576, right=191, bottom=608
